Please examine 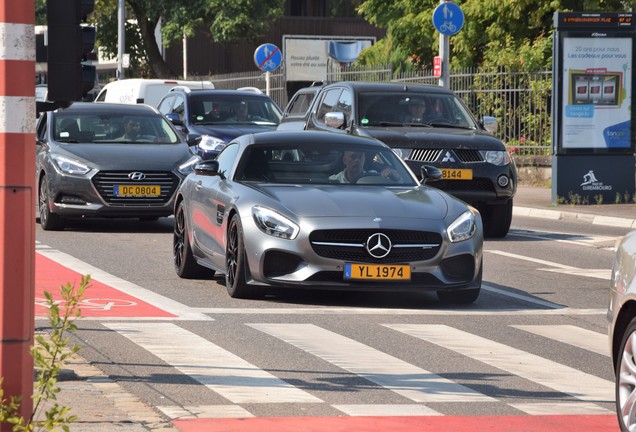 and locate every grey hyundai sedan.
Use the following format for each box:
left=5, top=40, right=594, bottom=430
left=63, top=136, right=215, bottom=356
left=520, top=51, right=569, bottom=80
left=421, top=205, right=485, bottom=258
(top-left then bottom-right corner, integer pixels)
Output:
left=173, top=131, right=484, bottom=304
left=36, top=102, right=201, bottom=230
